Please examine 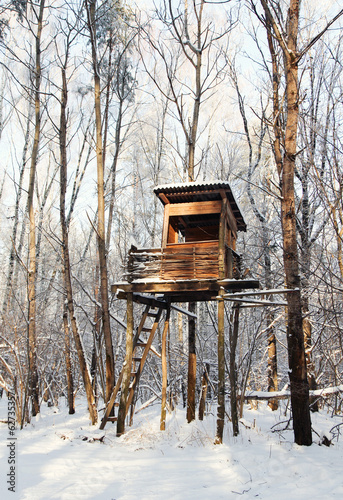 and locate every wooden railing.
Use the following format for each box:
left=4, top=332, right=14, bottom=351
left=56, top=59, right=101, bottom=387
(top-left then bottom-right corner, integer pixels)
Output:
left=126, top=241, right=241, bottom=282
